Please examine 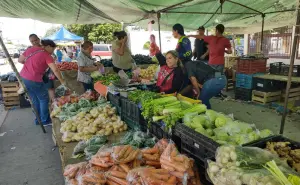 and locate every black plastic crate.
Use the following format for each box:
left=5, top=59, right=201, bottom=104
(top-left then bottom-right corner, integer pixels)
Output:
left=252, top=77, right=285, bottom=92
left=120, top=98, right=141, bottom=123
left=281, top=65, right=300, bottom=77
left=107, top=92, right=121, bottom=107
left=174, top=123, right=218, bottom=165
left=247, top=135, right=300, bottom=149
left=121, top=114, right=147, bottom=132
left=19, top=94, right=31, bottom=108
left=149, top=121, right=172, bottom=139
left=270, top=62, right=284, bottom=75
left=235, top=87, right=252, bottom=101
